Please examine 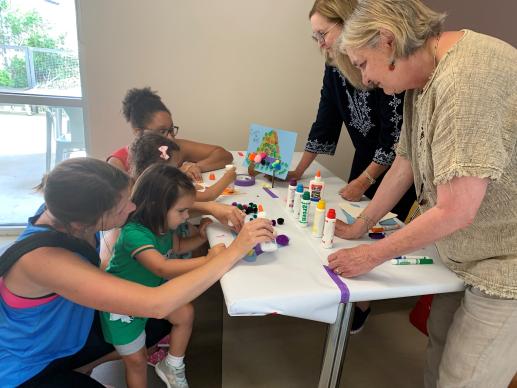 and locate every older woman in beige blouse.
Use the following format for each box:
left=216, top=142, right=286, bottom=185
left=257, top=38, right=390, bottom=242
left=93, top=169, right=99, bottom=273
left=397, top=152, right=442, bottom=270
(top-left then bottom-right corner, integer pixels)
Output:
left=327, top=0, right=517, bottom=387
